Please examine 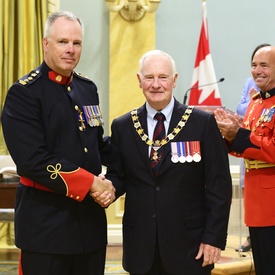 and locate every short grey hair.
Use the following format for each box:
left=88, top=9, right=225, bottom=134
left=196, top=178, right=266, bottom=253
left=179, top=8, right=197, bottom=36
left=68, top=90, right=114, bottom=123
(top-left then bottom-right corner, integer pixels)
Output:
left=138, top=50, right=177, bottom=76
left=44, top=11, right=84, bottom=38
